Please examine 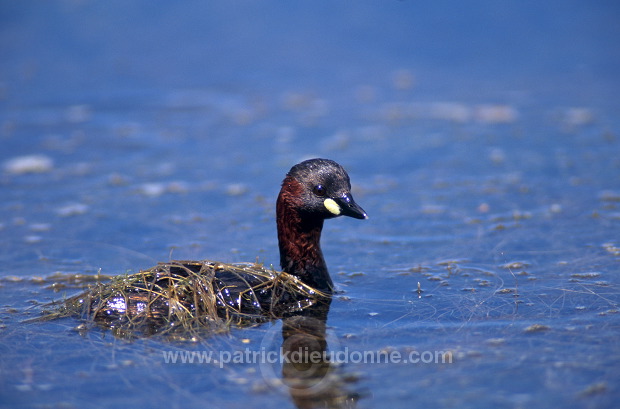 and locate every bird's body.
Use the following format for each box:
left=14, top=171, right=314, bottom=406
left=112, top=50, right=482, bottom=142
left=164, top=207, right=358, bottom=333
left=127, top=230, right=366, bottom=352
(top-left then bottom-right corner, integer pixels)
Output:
left=59, top=158, right=366, bottom=335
